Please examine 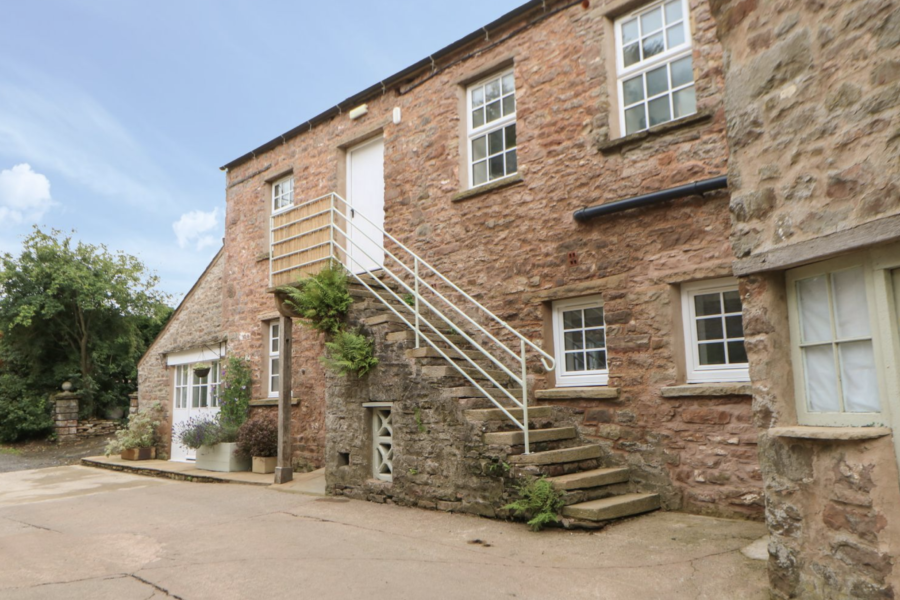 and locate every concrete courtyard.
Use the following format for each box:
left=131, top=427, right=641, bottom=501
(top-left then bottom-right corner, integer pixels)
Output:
left=0, top=466, right=769, bottom=599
